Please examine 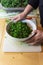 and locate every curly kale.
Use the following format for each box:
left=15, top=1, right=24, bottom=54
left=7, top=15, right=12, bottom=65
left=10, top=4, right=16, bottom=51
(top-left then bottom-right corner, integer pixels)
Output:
left=1, top=0, right=28, bottom=7
left=0, top=0, right=1, bottom=2
left=7, top=21, right=32, bottom=38
left=1, top=0, right=21, bottom=7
